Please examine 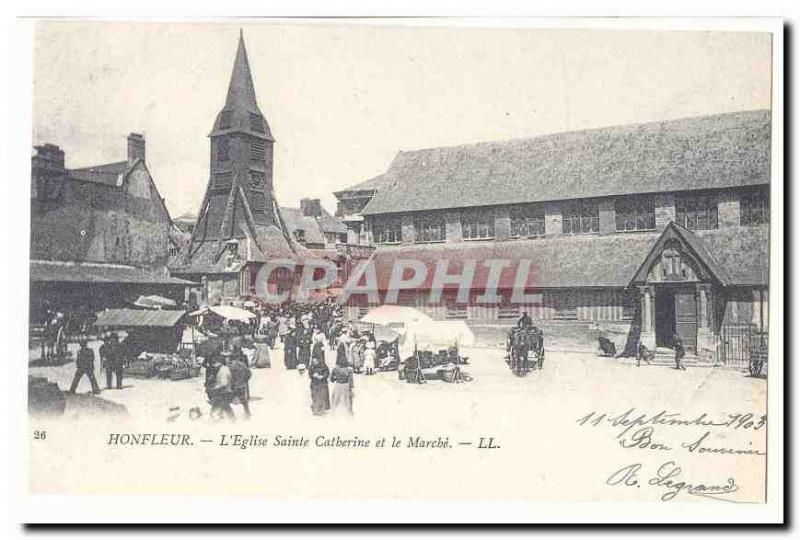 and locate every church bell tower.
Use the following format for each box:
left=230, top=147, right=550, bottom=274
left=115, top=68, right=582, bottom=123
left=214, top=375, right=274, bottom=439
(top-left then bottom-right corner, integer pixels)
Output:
left=207, top=30, right=276, bottom=230
left=174, top=30, right=305, bottom=279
